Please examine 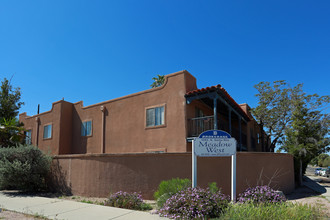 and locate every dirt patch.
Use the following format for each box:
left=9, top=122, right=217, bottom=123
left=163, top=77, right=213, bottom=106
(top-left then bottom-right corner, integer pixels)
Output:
left=0, top=208, right=46, bottom=220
